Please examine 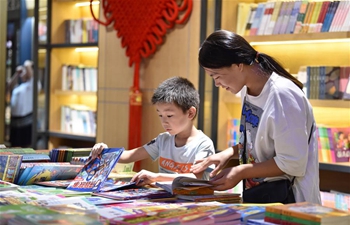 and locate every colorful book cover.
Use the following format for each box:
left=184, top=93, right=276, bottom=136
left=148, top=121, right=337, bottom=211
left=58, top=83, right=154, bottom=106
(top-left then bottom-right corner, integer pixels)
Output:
left=324, top=66, right=341, bottom=99
left=272, top=202, right=350, bottom=223
left=93, top=188, right=173, bottom=200
left=339, top=66, right=350, bottom=99
left=67, top=147, right=124, bottom=192
left=265, top=0, right=282, bottom=35
left=34, top=179, right=74, bottom=188
left=155, top=176, right=214, bottom=195
left=0, top=179, right=19, bottom=191
left=21, top=164, right=83, bottom=185
left=11, top=213, right=103, bottom=225
left=0, top=154, right=22, bottom=183
left=329, top=127, right=350, bottom=162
